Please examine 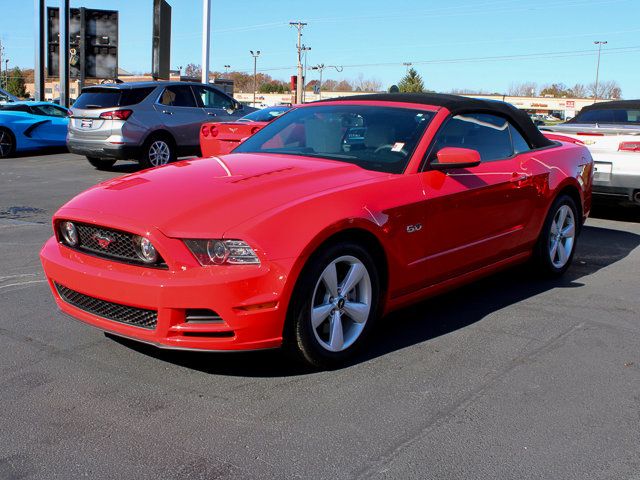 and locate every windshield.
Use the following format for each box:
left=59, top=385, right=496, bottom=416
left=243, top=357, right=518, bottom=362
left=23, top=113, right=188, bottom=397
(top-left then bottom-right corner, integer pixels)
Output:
left=238, top=106, right=290, bottom=123
left=568, top=108, right=640, bottom=124
left=233, top=105, right=435, bottom=173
